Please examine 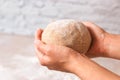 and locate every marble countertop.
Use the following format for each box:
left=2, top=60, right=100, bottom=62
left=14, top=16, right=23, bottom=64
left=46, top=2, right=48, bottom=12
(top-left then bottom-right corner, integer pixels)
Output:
left=0, top=33, right=120, bottom=80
